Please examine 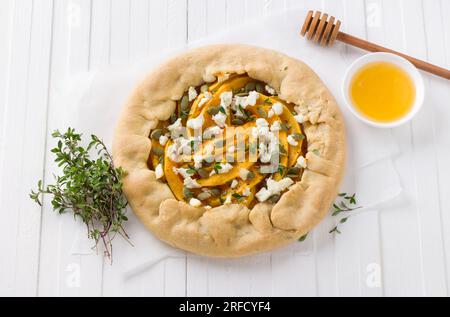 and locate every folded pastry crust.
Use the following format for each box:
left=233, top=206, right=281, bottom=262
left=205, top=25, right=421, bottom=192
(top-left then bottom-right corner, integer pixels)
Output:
left=113, top=44, right=346, bottom=257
